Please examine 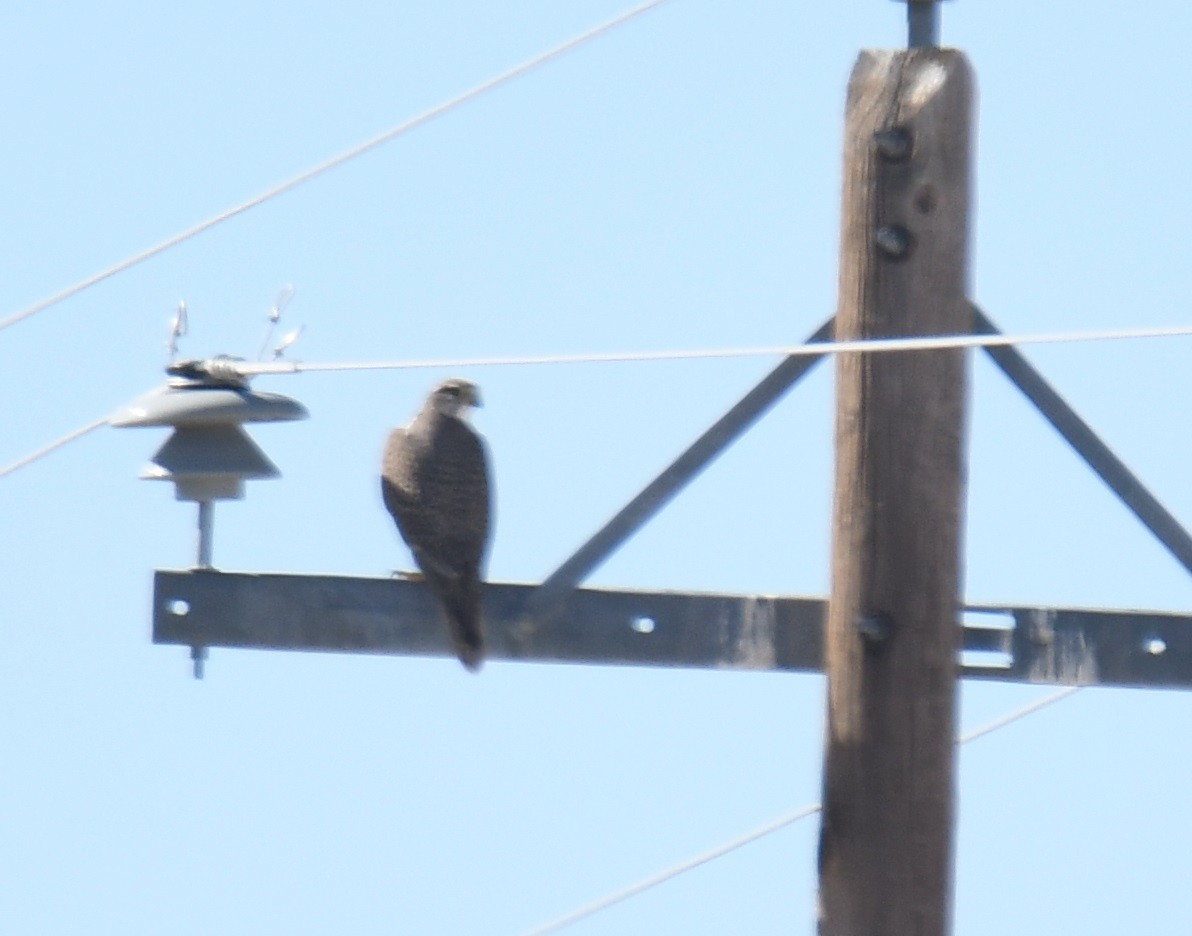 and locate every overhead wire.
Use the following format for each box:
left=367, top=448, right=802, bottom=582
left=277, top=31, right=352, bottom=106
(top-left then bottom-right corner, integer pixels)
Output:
left=2, top=321, right=1188, bottom=480
left=520, top=684, right=1084, bottom=936
left=0, top=418, right=108, bottom=480
left=237, top=321, right=1192, bottom=375
left=0, top=0, right=670, bottom=334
